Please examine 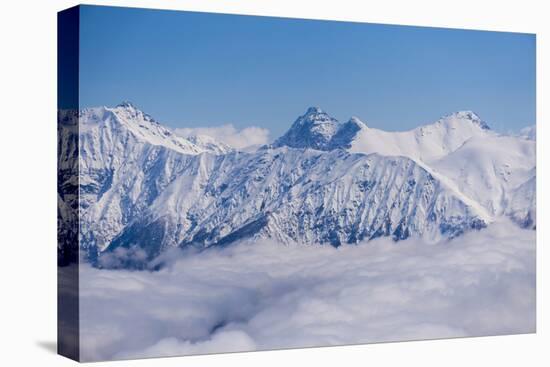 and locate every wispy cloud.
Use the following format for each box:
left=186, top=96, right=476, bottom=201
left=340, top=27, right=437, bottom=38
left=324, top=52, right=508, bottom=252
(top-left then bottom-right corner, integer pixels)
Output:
left=79, top=220, right=535, bottom=361
left=175, top=124, right=271, bottom=150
